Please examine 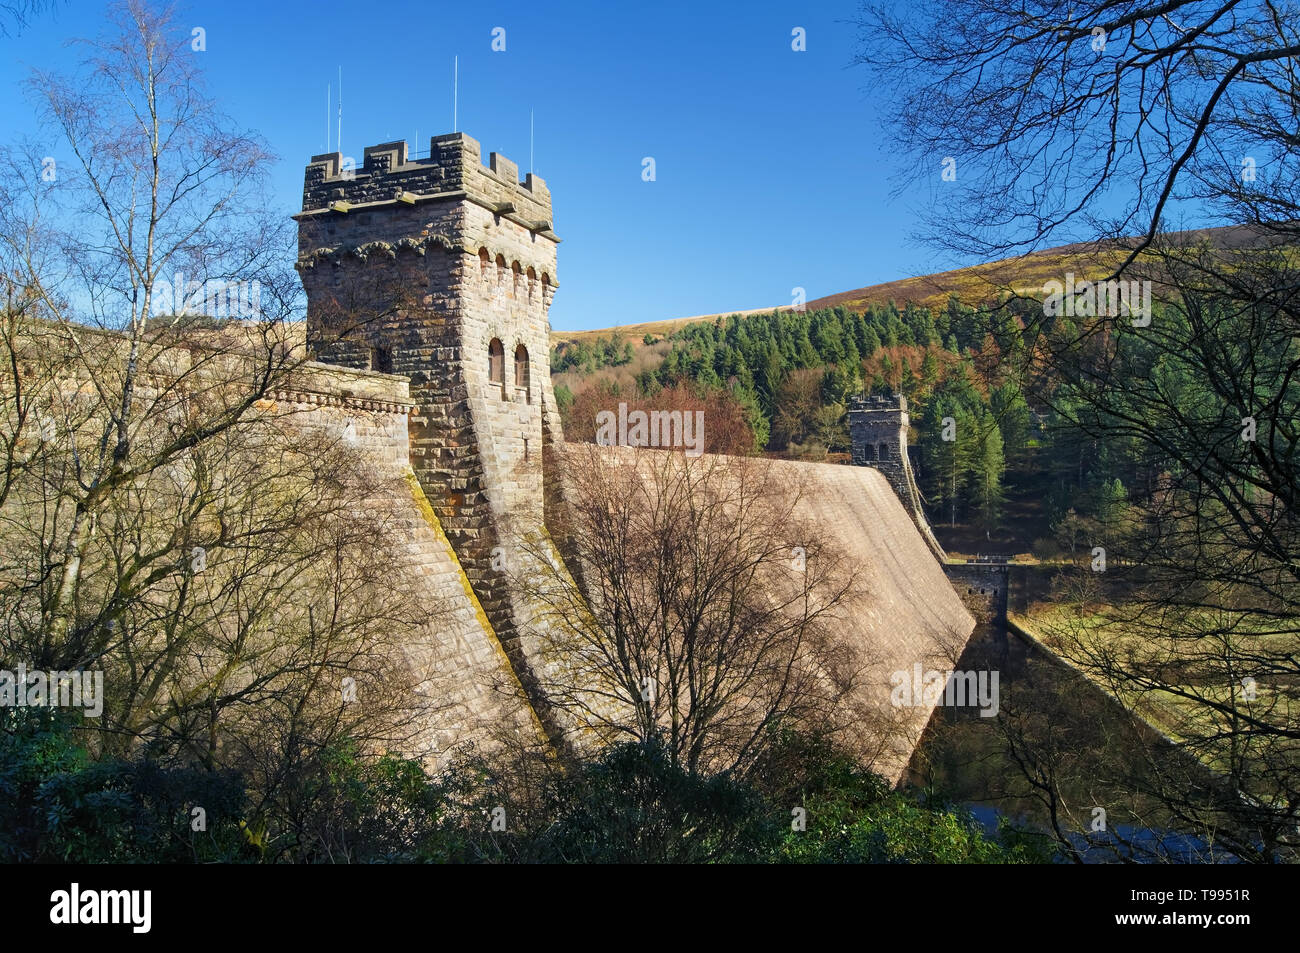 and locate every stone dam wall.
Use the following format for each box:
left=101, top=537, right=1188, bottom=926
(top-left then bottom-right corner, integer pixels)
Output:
left=547, top=445, right=976, bottom=785
left=267, top=361, right=547, bottom=764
